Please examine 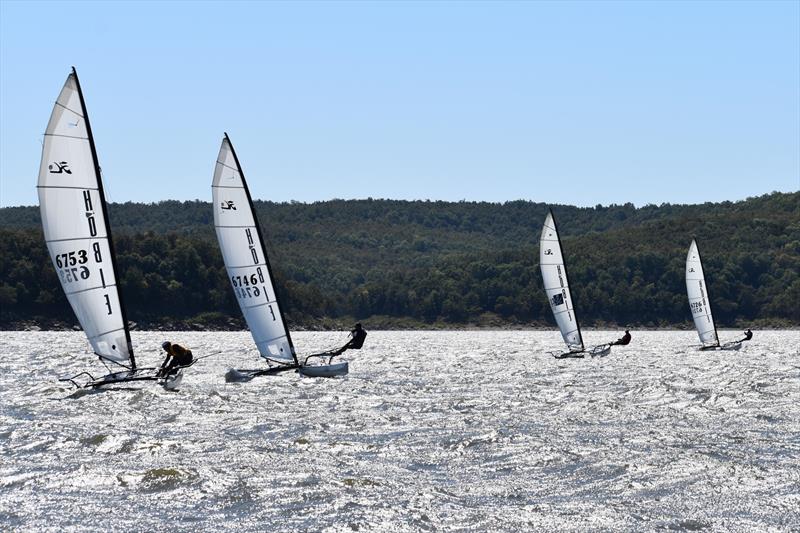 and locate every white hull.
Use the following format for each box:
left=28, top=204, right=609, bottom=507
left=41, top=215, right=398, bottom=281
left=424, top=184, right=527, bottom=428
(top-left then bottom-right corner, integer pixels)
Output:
left=299, top=362, right=349, bottom=378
